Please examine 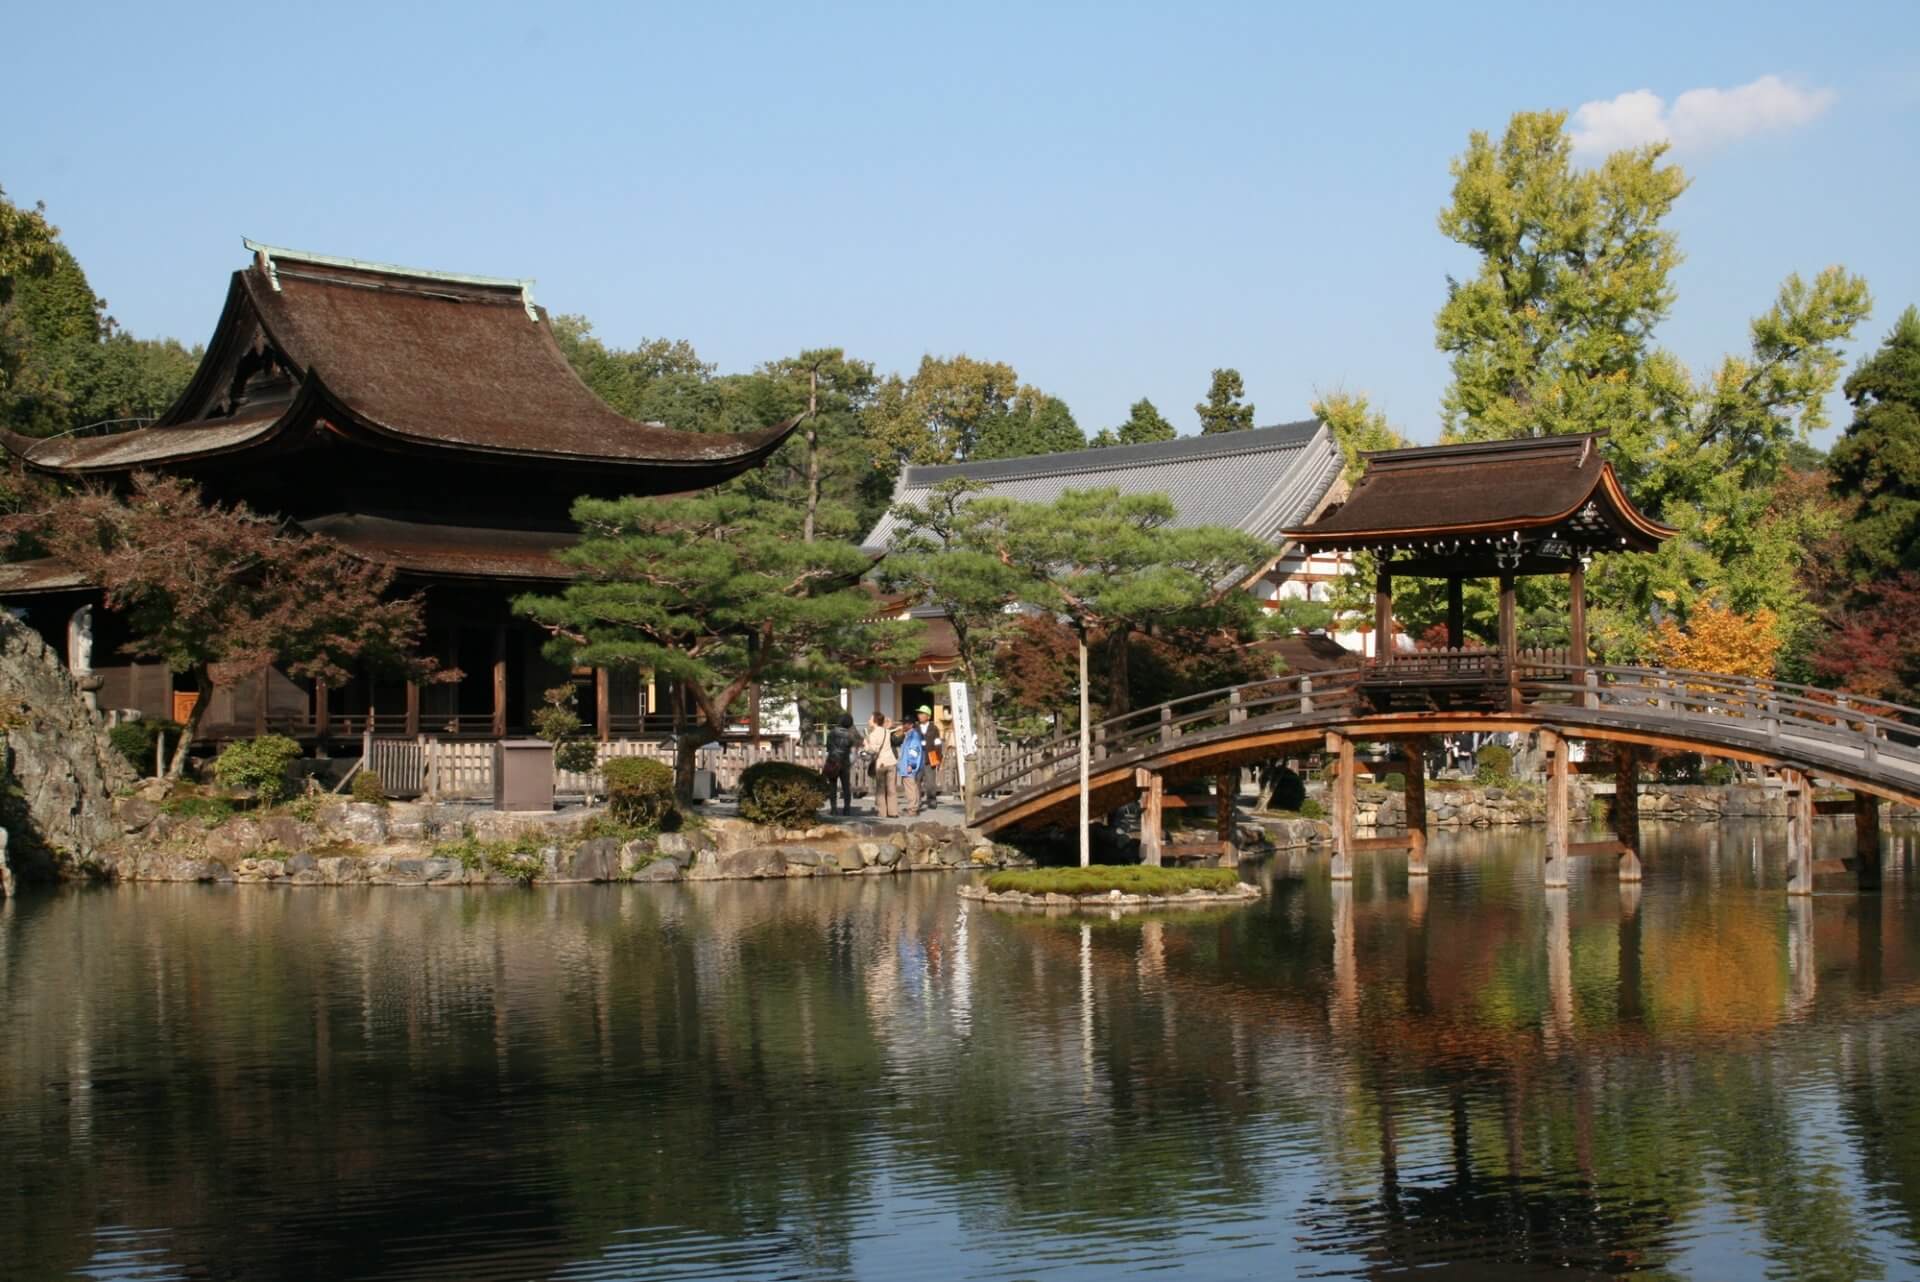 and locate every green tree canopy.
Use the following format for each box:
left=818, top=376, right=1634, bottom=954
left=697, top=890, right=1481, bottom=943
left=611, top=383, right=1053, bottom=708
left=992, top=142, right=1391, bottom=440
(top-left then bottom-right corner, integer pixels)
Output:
left=973, top=389, right=1084, bottom=460
left=870, top=353, right=1023, bottom=464
left=1195, top=368, right=1255, bottom=435
left=1311, top=390, right=1406, bottom=481
left=519, top=488, right=915, bottom=798
left=1828, top=306, right=1920, bottom=583
left=1091, top=397, right=1176, bottom=448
